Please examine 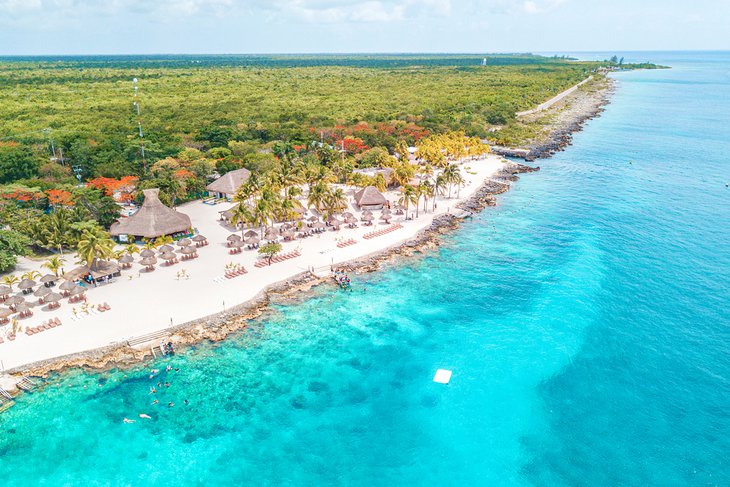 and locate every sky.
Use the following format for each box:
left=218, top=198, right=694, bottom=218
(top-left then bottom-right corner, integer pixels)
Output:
left=0, top=0, right=727, bottom=55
